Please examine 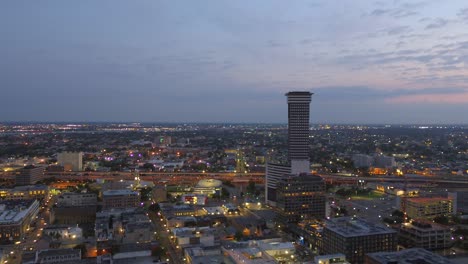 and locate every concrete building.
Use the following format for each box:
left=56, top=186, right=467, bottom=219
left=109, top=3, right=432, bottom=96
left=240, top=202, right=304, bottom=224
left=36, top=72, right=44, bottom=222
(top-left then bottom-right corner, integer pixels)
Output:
left=352, top=154, right=374, bottom=168
left=365, top=248, right=454, bottom=264
left=15, top=166, right=44, bottom=186
left=34, top=248, right=81, bottom=263
left=276, top=174, right=326, bottom=223
left=184, top=246, right=224, bottom=264
left=222, top=238, right=295, bottom=264
left=398, top=220, right=453, bottom=250
left=265, top=163, right=291, bottom=206
left=322, top=217, right=397, bottom=264
left=172, top=227, right=217, bottom=248
left=50, top=206, right=97, bottom=225
left=373, top=154, right=396, bottom=168
left=406, top=197, right=454, bottom=219
left=57, top=152, right=83, bottom=171
left=57, top=192, right=97, bottom=207
left=102, top=189, right=140, bottom=209
left=0, top=199, right=40, bottom=243
left=266, top=91, right=312, bottom=206
left=0, top=185, right=48, bottom=200
left=315, top=254, right=350, bottom=264
left=352, top=154, right=396, bottom=169
left=286, top=91, right=312, bottom=171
